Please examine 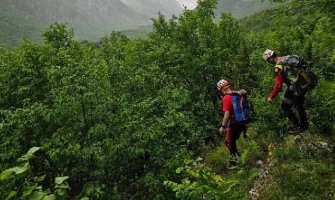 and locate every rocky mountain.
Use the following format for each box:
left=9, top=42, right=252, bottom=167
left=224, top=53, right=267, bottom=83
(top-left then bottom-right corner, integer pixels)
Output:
left=0, top=0, right=182, bottom=46
left=1, top=0, right=183, bottom=29
left=0, top=0, right=275, bottom=47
